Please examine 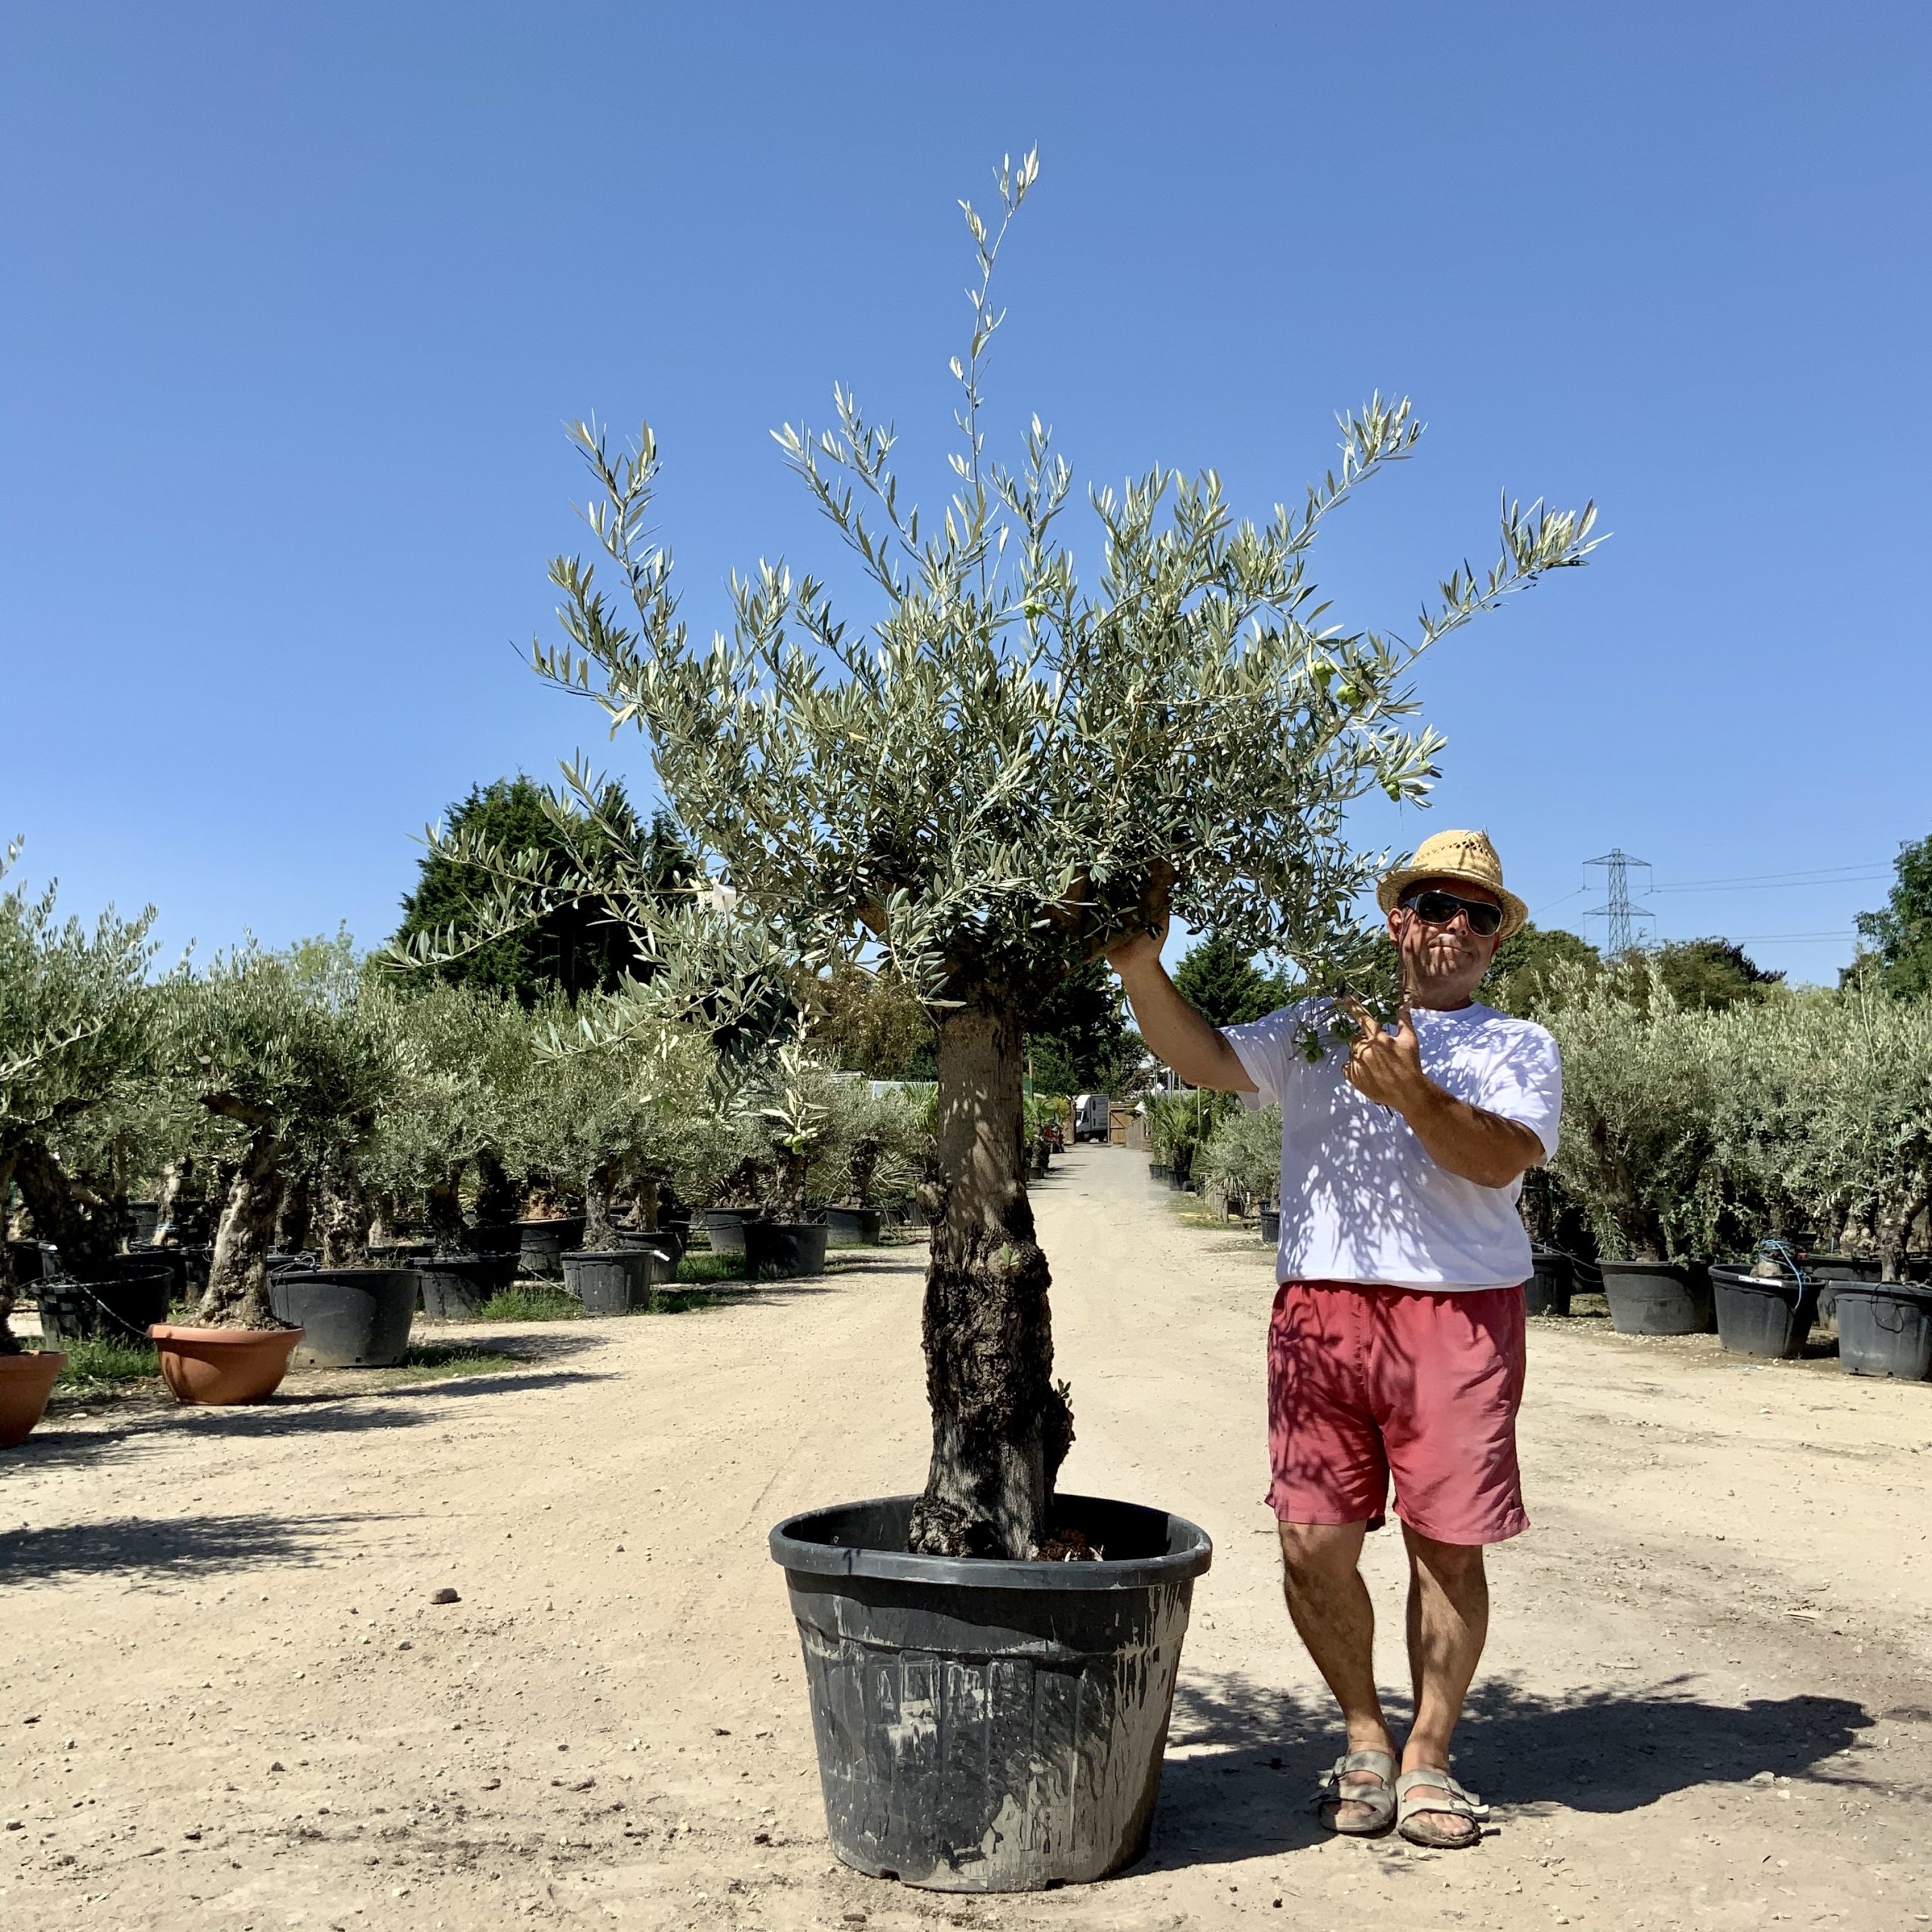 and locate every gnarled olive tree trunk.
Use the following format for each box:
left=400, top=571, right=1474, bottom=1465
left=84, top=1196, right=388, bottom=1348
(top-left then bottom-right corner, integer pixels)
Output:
left=583, top=1158, right=620, bottom=1251
left=472, top=1149, right=521, bottom=1230
left=12, top=1140, right=121, bottom=1282
left=907, top=1003, right=1073, bottom=1560
left=197, top=1116, right=285, bottom=1327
